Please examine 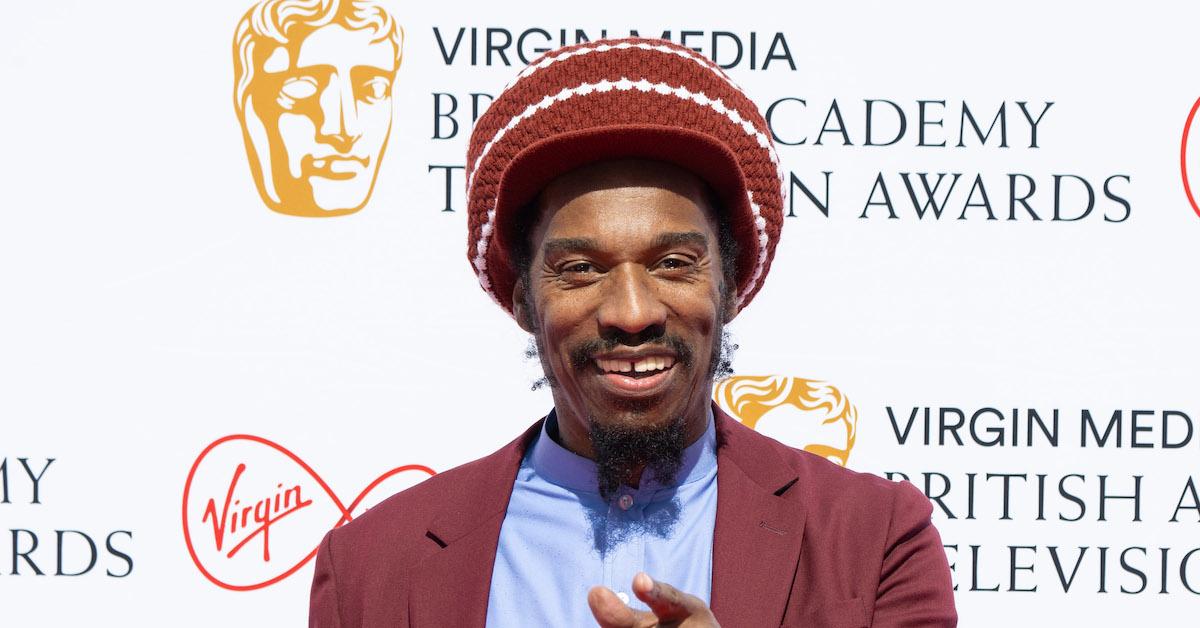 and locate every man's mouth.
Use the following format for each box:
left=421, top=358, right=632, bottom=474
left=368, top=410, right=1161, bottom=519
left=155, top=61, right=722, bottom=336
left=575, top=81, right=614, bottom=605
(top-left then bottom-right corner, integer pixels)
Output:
left=595, top=355, right=676, bottom=375
left=592, top=354, right=678, bottom=394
